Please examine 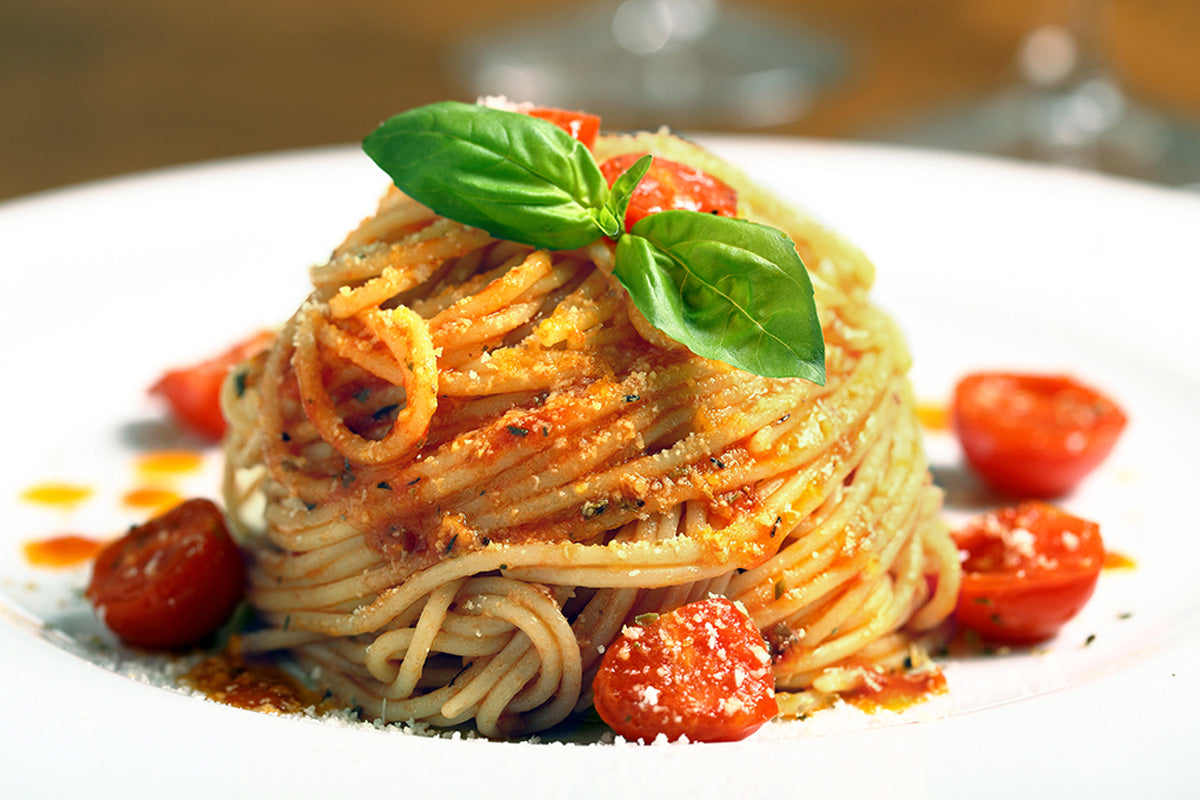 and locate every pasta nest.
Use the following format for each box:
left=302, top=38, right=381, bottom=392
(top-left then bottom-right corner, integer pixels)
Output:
left=221, top=132, right=960, bottom=737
